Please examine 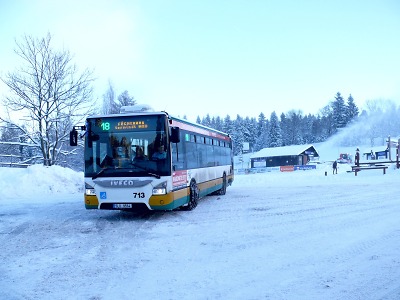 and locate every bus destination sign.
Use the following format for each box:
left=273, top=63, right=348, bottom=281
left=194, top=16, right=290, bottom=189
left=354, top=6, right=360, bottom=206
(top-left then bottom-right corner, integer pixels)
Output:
left=93, top=116, right=161, bottom=132
left=115, top=121, right=148, bottom=130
